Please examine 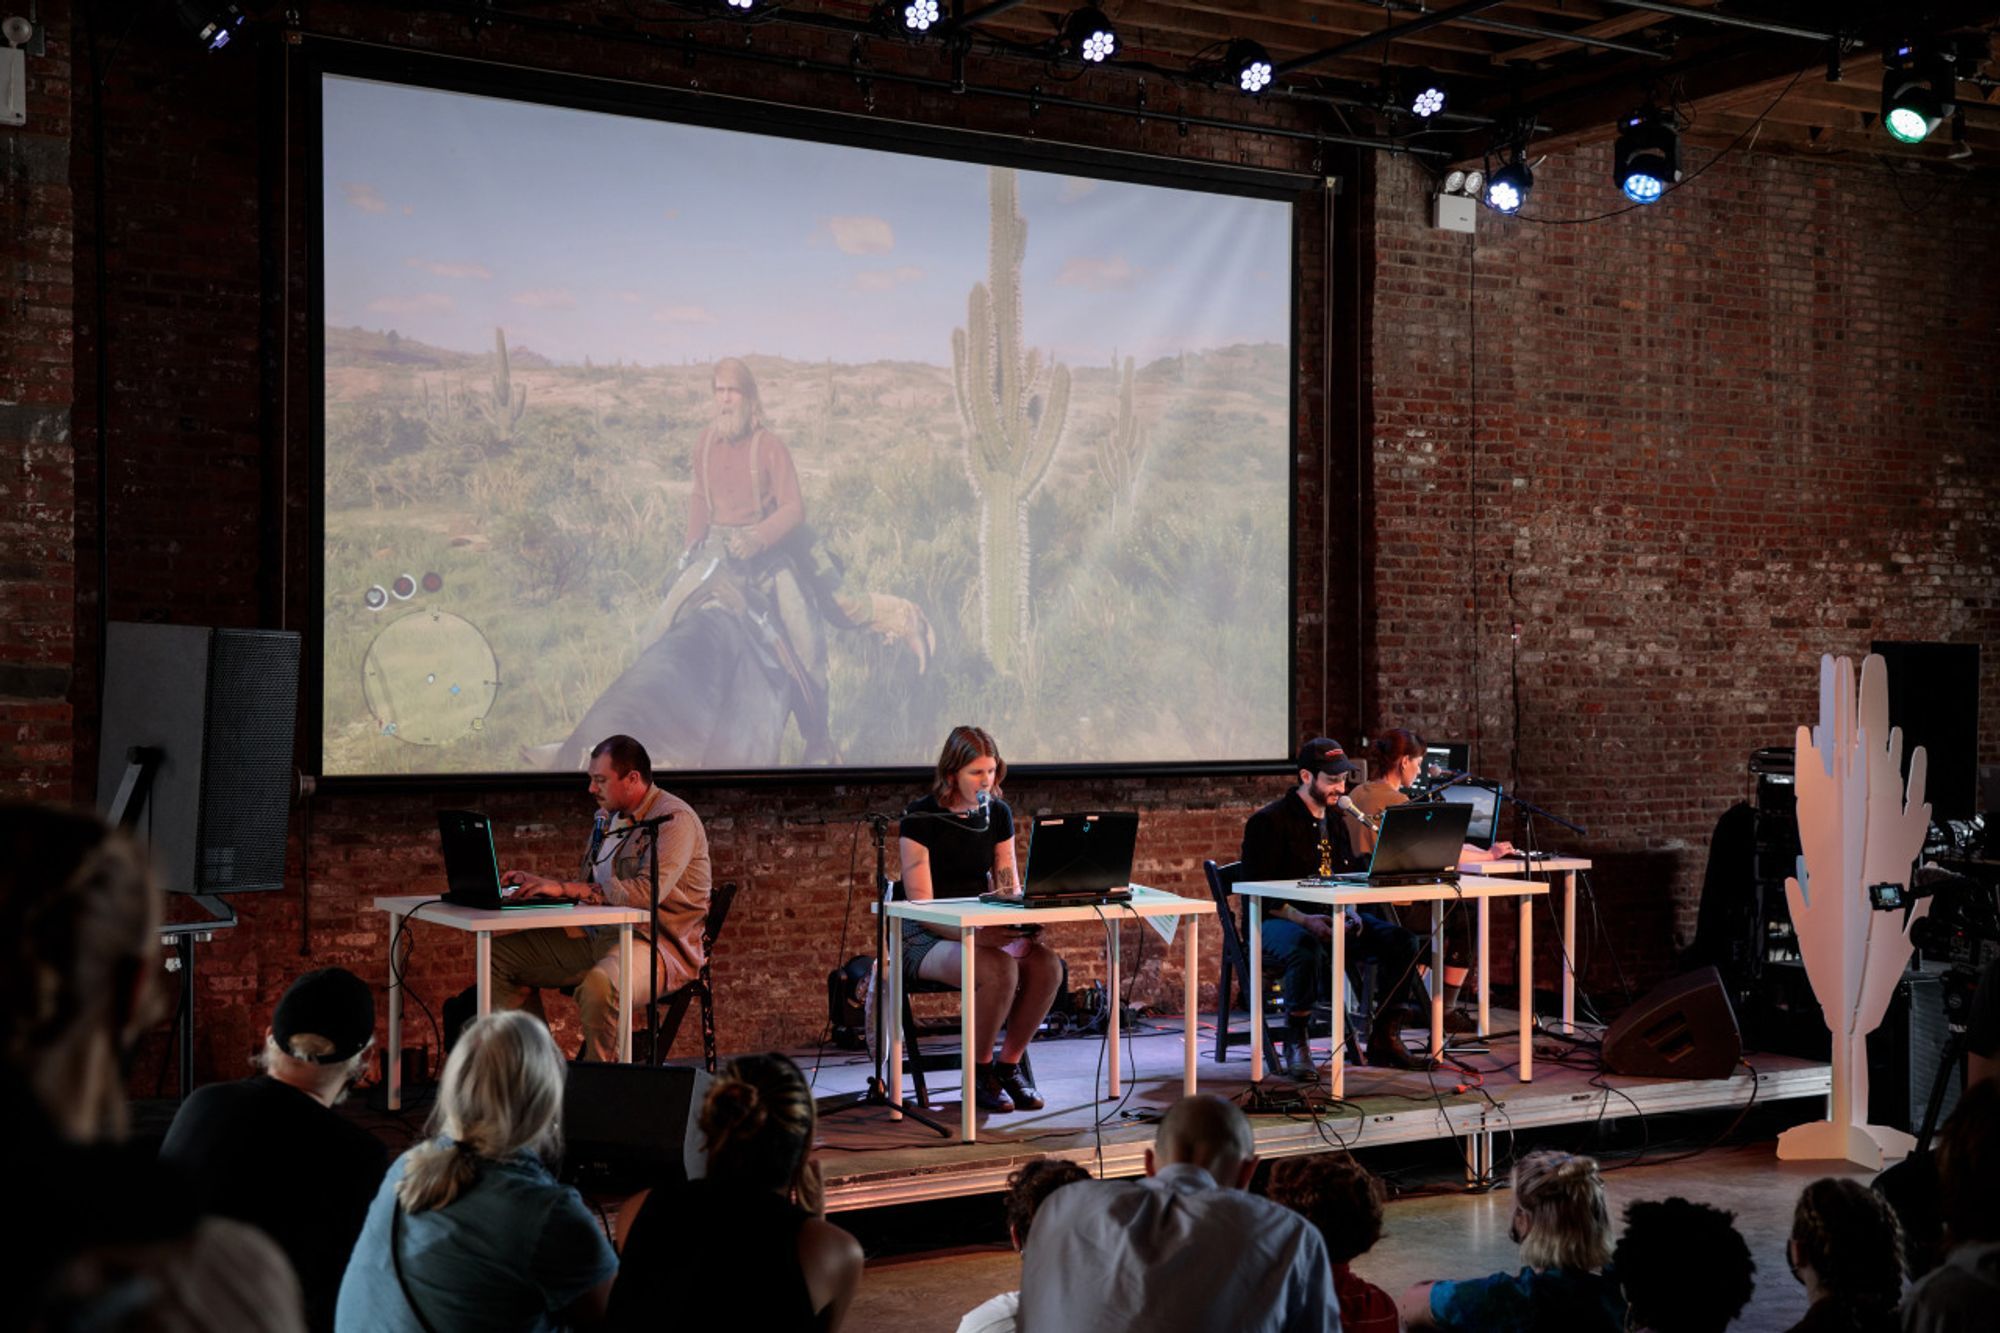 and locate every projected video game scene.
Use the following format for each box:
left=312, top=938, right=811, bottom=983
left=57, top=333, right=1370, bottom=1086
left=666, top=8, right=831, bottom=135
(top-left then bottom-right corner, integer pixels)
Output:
left=320, top=74, right=1294, bottom=776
